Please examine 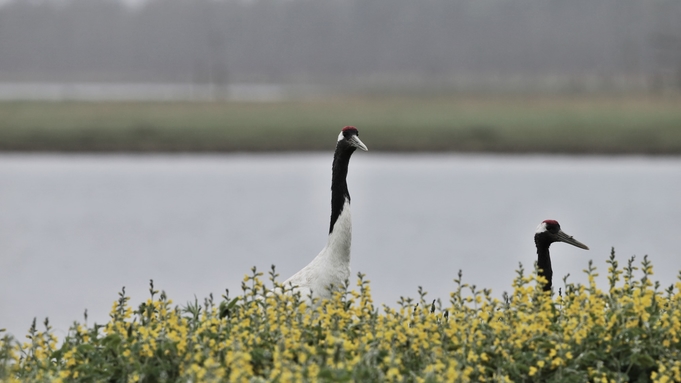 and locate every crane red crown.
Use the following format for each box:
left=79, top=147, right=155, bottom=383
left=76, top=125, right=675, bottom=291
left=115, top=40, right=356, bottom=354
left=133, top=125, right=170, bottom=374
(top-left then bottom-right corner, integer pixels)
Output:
left=342, top=126, right=358, bottom=134
left=543, top=219, right=559, bottom=226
